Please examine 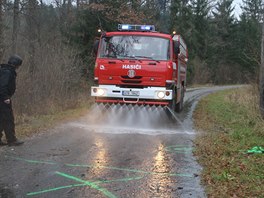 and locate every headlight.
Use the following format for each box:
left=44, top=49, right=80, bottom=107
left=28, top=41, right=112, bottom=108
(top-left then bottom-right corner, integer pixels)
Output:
left=97, top=88, right=105, bottom=96
left=157, top=91, right=165, bottom=99
left=93, top=88, right=105, bottom=96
